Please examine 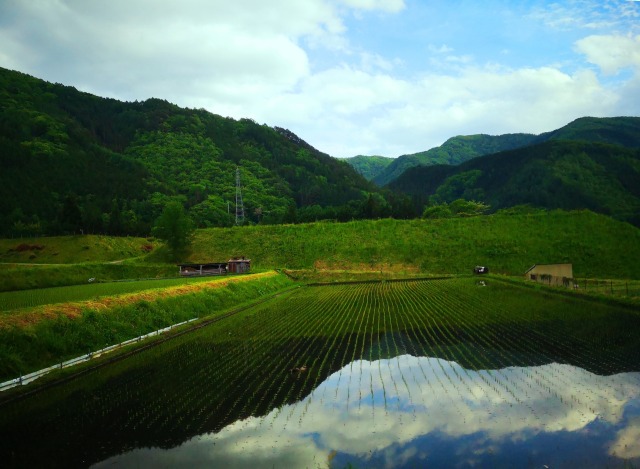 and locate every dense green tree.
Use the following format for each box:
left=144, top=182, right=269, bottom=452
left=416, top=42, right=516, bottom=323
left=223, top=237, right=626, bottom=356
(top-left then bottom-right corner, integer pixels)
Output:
left=152, top=201, right=195, bottom=259
left=107, top=199, right=123, bottom=235
left=422, top=199, right=489, bottom=219
left=59, top=194, right=83, bottom=234
left=392, top=139, right=640, bottom=226
left=81, top=196, right=104, bottom=234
